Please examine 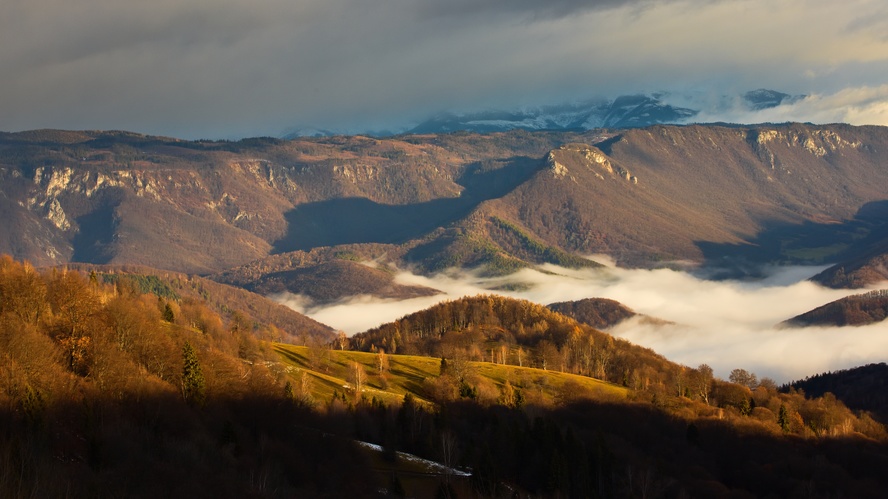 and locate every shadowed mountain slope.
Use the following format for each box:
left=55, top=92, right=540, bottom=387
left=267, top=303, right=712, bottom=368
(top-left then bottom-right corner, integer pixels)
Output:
left=809, top=202, right=888, bottom=288
left=485, top=125, right=888, bottom=267
left=3, top=124, right=888, bottom=283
